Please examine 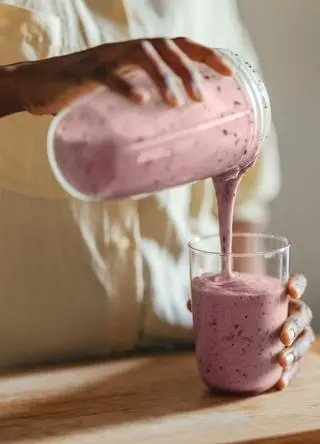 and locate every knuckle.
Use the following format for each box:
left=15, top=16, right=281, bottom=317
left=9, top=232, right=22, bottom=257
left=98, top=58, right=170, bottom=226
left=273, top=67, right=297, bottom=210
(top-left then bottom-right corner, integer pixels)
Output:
left=163, top=38, right=175, bottom=48
left=288, top=298, right=301, bottom=313
left=301, top=303, right=312, bottom=323
left=151, top=37, right=162, bottom=45
left=207, top=47, right=218, bottom=56
left=174, top=36, right=188, bottom=44
left=291, top=314, right=302, bottom=332
left=140, top=39, right=153, bottom=54
left=291, top=344, right=302, bottom=361
left=293, top=332, right=312, bottom=359
left=160, top=70, right=176, bottom=88
left=306, top=325, right=316, bottom=342
left=306, top=305, right=313, bottom=321
left=282, top=348, right=296, bottom=366
left=286, top=361, right=300, bottom=384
